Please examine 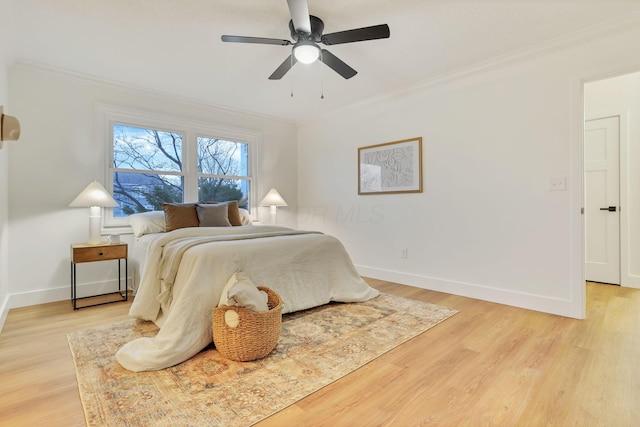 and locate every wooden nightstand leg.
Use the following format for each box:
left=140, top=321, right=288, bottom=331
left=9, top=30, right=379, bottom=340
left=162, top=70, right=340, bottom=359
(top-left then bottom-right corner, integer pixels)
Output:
left=71, top=262, right=77, bottom=310
left=125, top=258, right=128, bottom=301
left=118, top=259, right=121, bottom=295
left=117, top=258, right=129, bottom=300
